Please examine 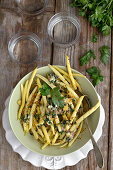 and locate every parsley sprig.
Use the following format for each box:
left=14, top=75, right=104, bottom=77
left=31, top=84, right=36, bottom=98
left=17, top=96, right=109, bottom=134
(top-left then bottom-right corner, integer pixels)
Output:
left=51, top=87, right=64, bottom=108
left=79, top=44, right=111, bottom=86
left=39, top=83, right=51, bottom=96
left=39, top=84, right=64, bottom=108
left=86, top=67, right=103, bottom=86
left=80, top=50, right=96, bottom=66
